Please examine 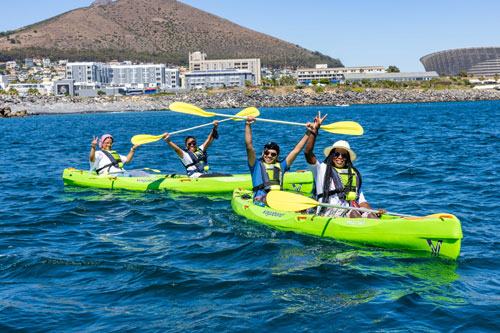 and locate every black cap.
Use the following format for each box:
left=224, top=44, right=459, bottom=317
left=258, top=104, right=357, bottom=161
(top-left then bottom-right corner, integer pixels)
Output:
left=264, top=141, right=280, bottom=154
